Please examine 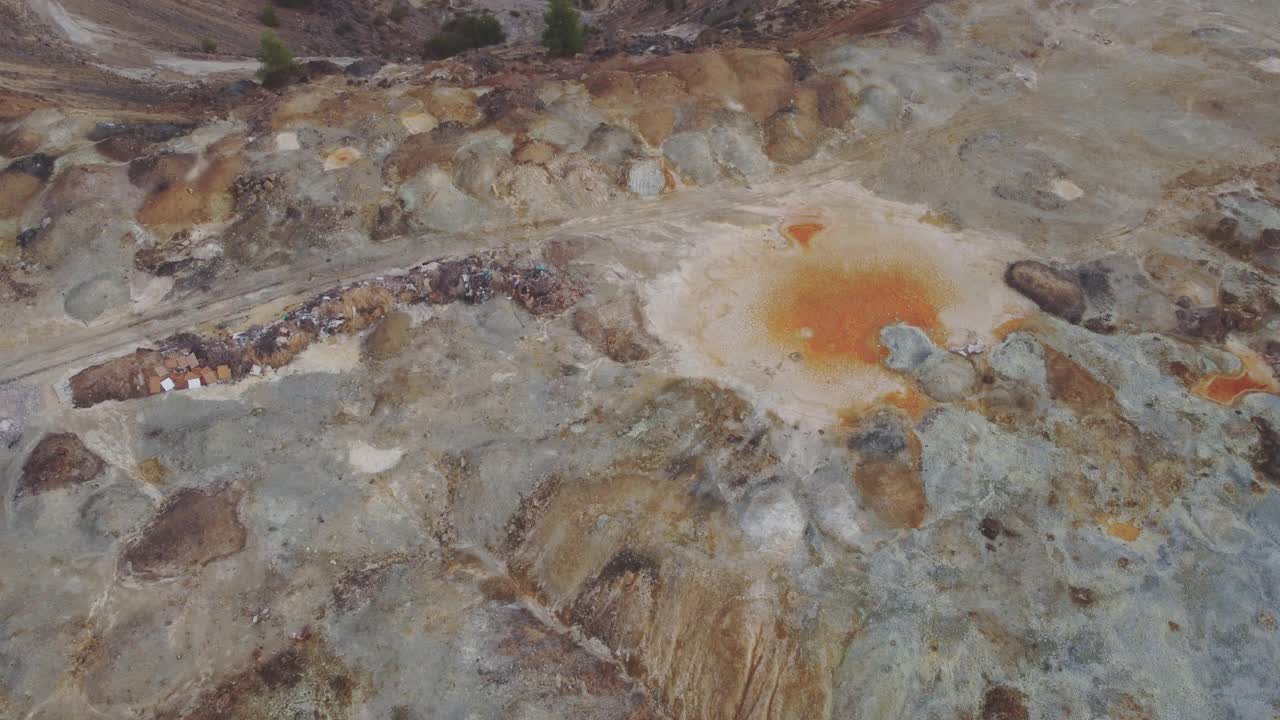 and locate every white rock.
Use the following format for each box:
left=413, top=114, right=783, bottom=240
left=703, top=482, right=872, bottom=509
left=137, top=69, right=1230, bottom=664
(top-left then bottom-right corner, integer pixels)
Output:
left=739, top=489, right=806, bottom=554
left=1254, top=57, right=1280, bottom=73
left=1051, top=178, right=1084, bottom=200
left=625, top=157, right=667, bottom=197
left=399, top=112, right=438, bottom=135
left=275, top=132, right=300, bottom=152
left=348, top=441, right=405, bottom=474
